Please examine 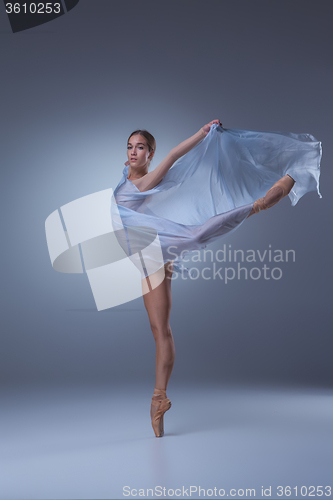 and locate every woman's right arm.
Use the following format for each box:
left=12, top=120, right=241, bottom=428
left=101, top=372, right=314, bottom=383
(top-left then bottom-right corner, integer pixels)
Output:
left=136, top=119, right=221, bottom=192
